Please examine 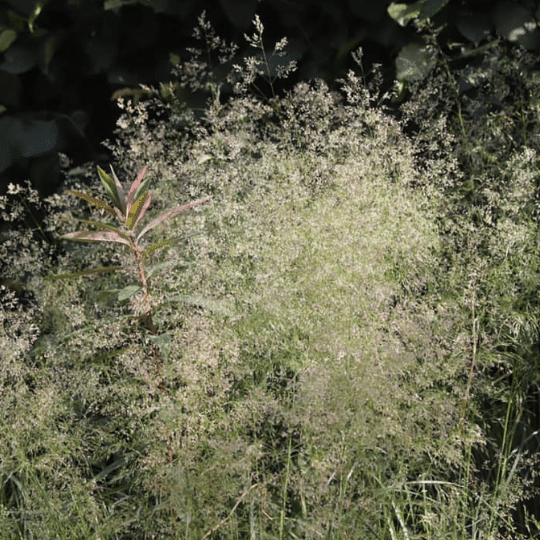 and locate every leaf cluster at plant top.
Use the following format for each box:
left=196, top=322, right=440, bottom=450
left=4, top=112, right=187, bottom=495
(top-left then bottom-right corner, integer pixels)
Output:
left=2, top=13, right=540, bottom=540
